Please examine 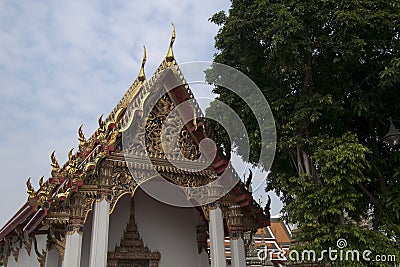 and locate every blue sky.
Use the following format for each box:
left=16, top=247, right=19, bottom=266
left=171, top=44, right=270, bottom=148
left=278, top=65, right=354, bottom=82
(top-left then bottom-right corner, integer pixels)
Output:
left=0, top=0, right=282, bottom=226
